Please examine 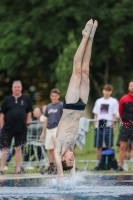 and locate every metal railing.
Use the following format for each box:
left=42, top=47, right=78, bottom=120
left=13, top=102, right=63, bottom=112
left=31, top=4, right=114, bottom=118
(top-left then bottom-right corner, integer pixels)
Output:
left=9, top=121, right=49, bottom=169
left=1, top=118, right=133, bottom=171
